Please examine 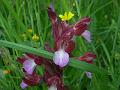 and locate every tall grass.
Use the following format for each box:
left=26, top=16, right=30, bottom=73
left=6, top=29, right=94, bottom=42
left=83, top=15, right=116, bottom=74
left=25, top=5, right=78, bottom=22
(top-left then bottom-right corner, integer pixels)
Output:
left=0, top=0, right=120, bottom=90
